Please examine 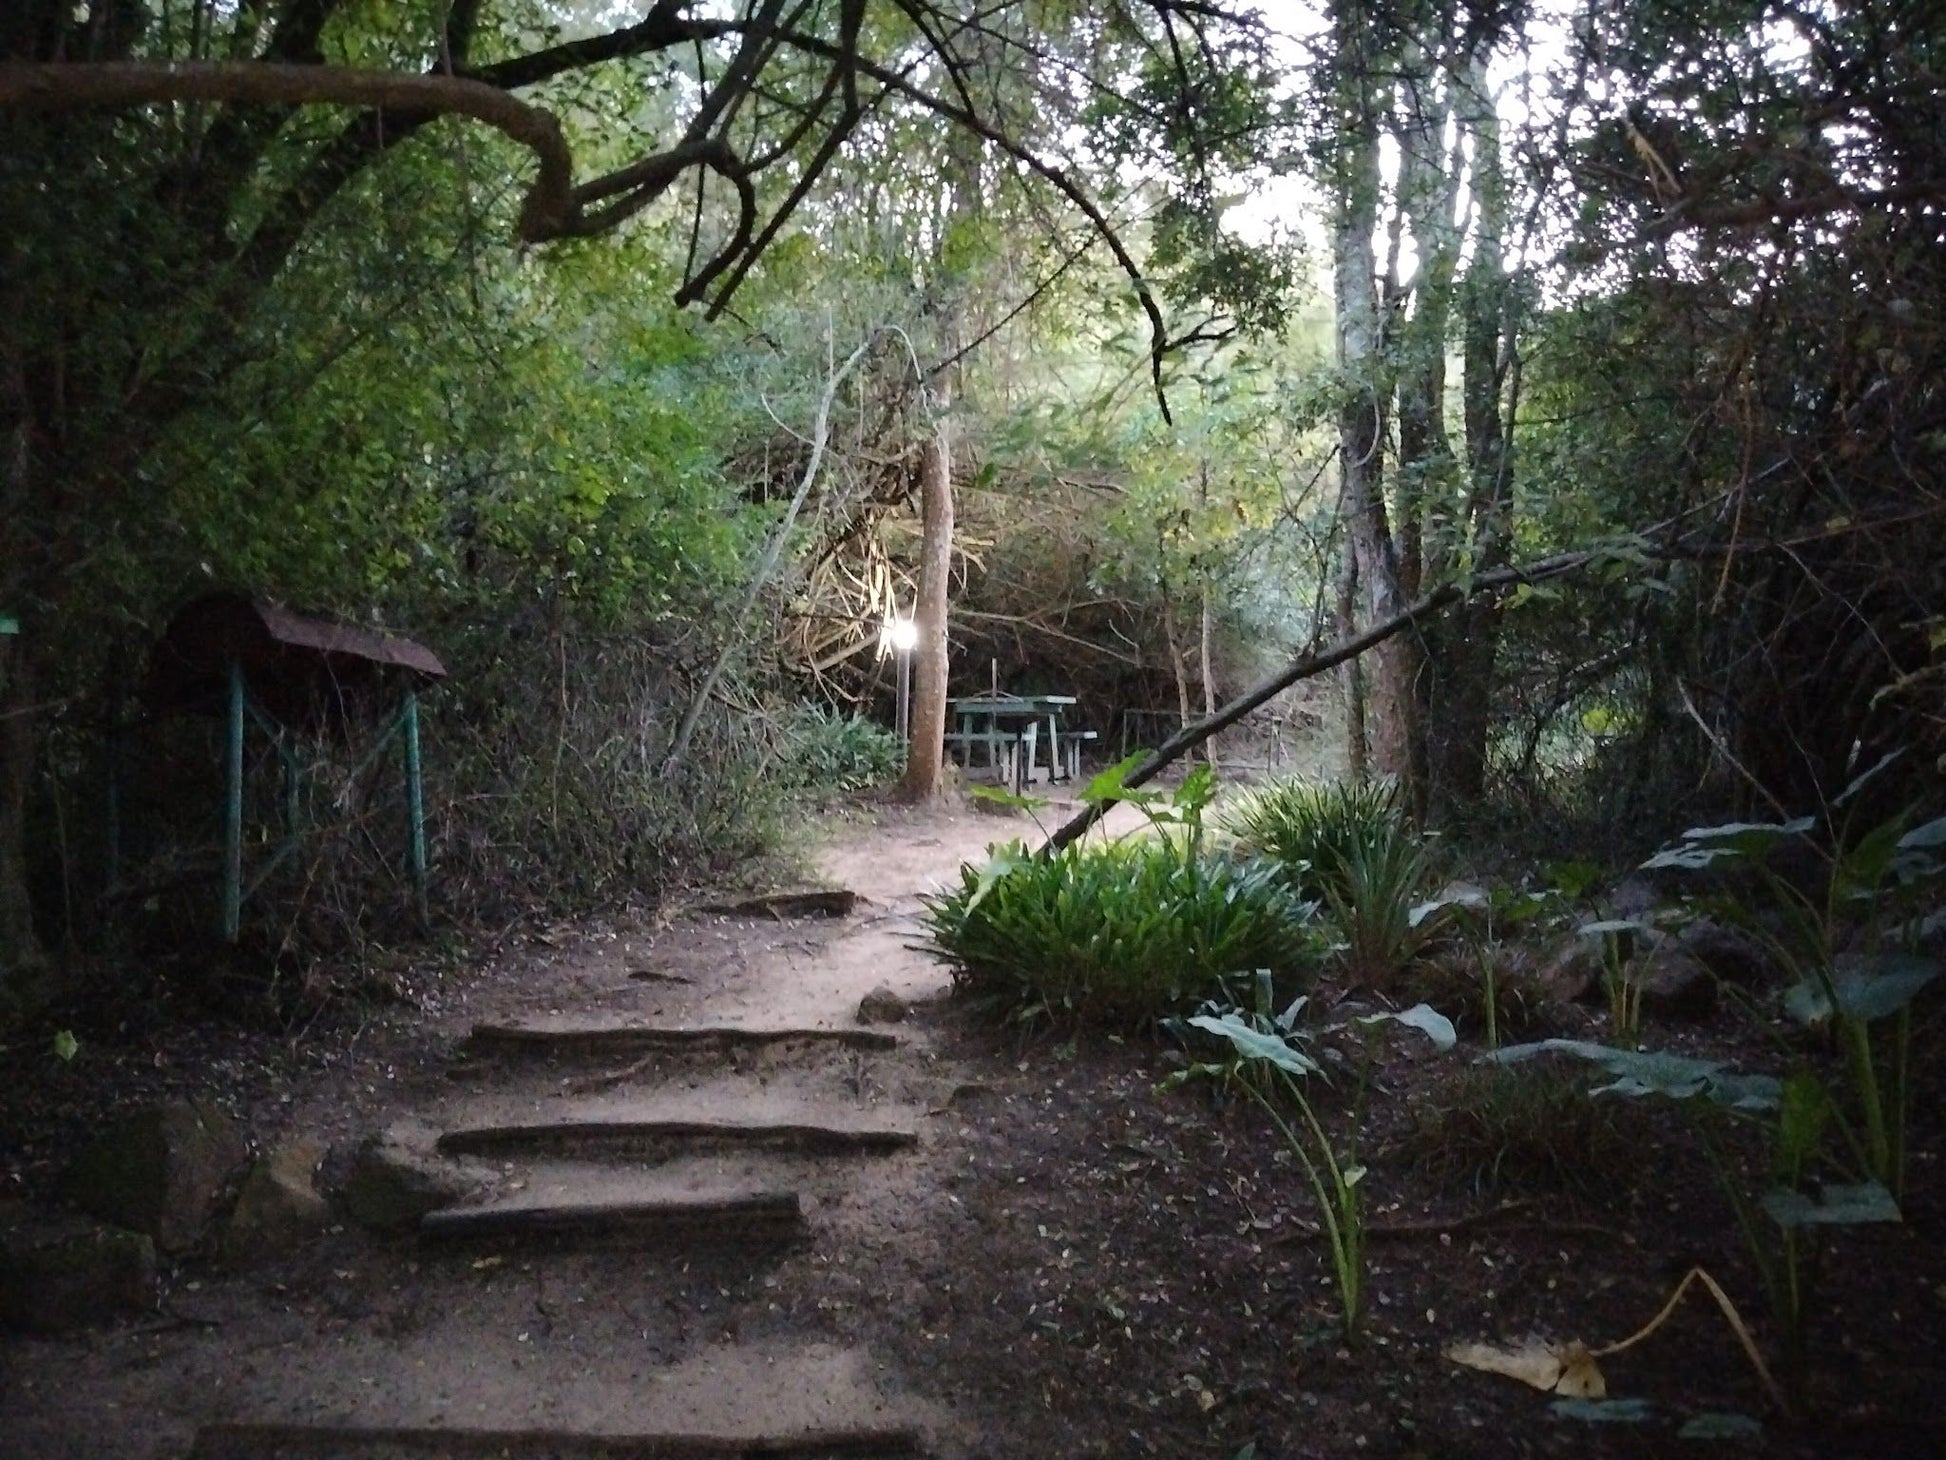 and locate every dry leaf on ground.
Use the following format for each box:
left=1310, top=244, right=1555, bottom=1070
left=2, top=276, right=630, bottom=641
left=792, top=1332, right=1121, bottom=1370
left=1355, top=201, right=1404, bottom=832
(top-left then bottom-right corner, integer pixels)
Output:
left=1445, top=1337, right=1606, bottom=1398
